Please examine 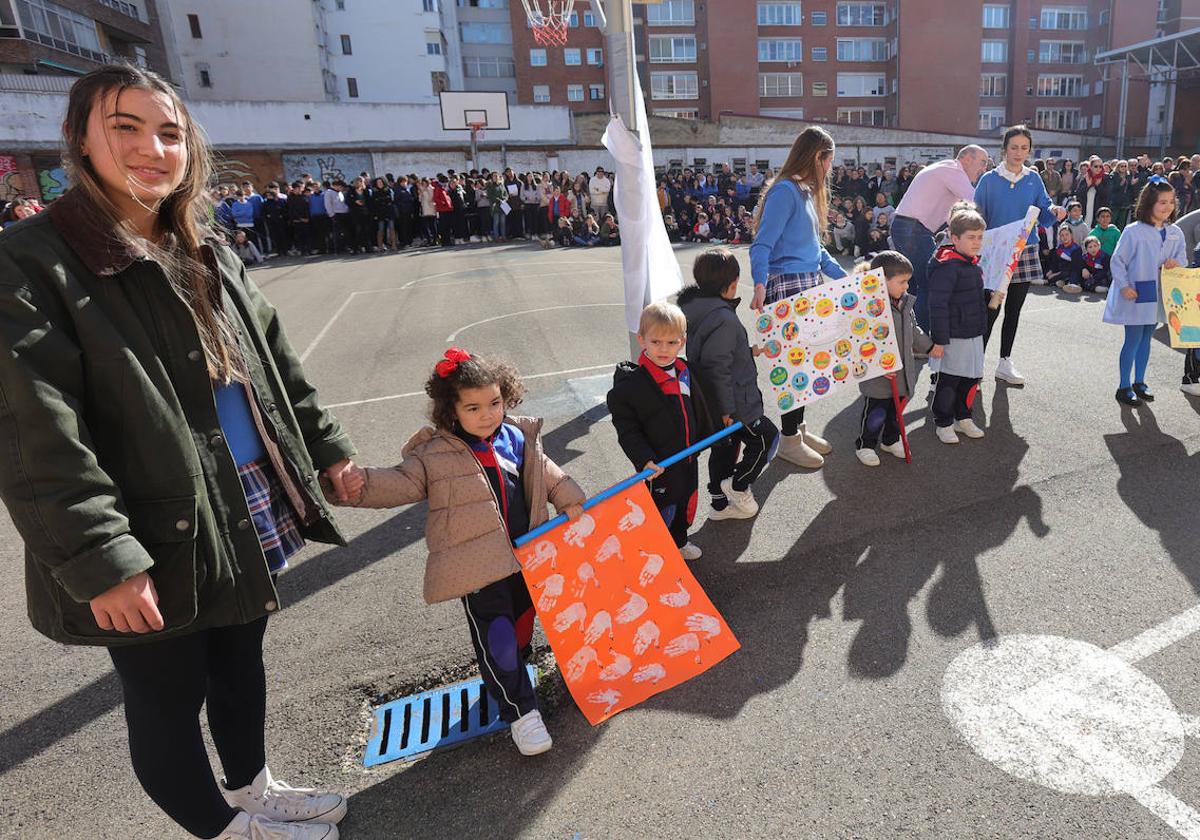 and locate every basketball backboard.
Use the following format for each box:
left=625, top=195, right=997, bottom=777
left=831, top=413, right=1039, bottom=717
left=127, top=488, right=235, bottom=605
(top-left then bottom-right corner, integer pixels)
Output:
left=438, top=91, right=511, bottom=131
